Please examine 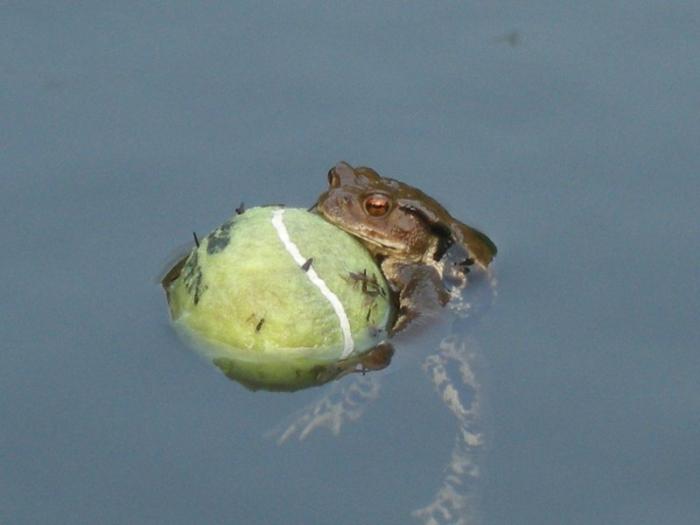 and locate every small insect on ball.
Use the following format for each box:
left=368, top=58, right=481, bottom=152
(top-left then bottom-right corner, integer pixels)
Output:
left=162, top=207, right=393, bottom=390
